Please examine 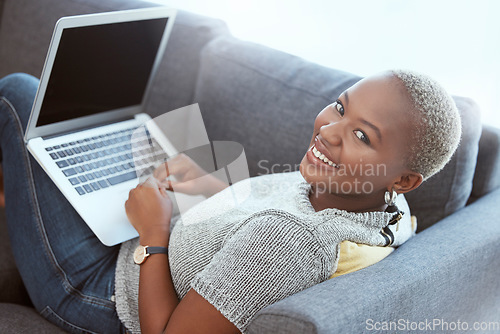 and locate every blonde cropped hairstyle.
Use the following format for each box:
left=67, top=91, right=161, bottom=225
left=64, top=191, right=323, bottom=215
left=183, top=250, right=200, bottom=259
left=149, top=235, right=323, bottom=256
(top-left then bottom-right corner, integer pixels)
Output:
left=390, top=70, right=462, bottom=181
